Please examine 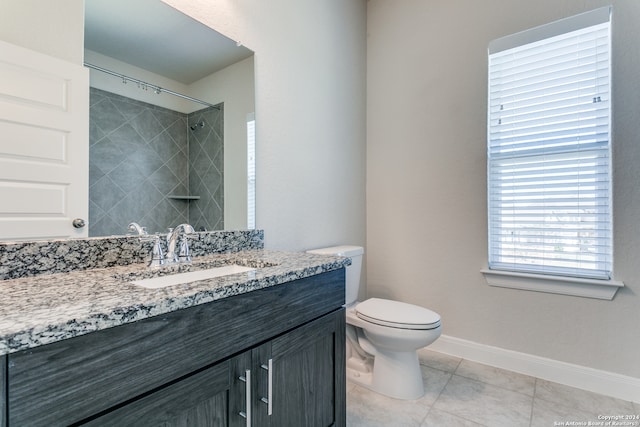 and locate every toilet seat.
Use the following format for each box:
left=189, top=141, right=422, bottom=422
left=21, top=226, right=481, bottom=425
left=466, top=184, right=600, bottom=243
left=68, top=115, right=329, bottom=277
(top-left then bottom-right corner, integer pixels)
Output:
left=355, top=298, right=441, bottom=330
